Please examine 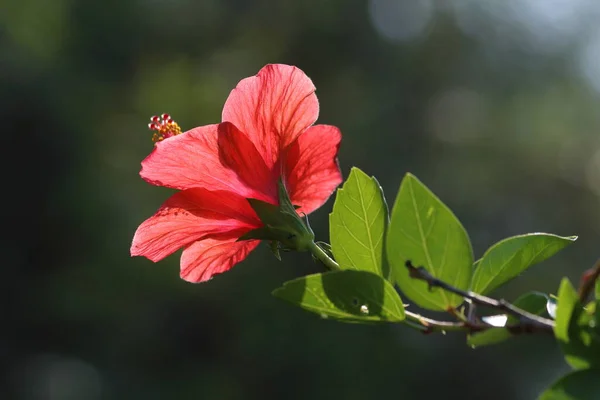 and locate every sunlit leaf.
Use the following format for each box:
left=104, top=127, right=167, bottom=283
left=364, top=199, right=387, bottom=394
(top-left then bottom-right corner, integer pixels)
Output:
left=539, top=368, right=600, bottom=400
left=330, top=167, right=388, bottom=278
left=554, top=278, right=600, bottom=369
left=467, top=291, right=550, bottom=347
left=386, top=173, right=473, bottom=311
left=471, top=233, right=576, bottom=295
left=272, top=270, right=405, bottom=323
